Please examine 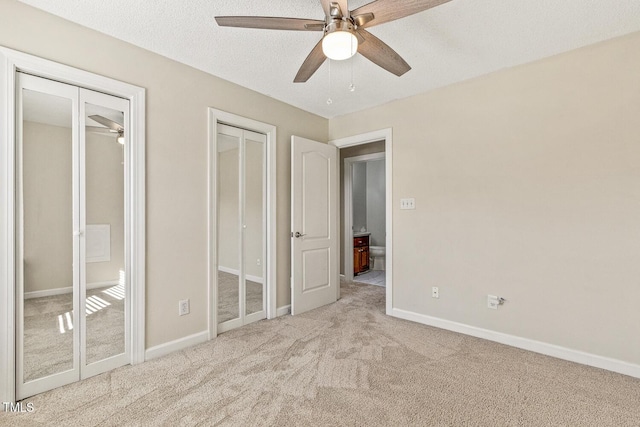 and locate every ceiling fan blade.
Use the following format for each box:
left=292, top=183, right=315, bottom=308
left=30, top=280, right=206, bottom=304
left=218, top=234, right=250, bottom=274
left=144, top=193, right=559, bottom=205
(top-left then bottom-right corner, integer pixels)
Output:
left=86, top=126, right=116, bottom=134
left=321, top=0, right=349, bottom=19
left=215, top=16, right=325, bottom=31
left=294, top=39, right=327, bottom=83
left=356, top=29, right=411, bottom=76
left=89, top=115, right=123, bottom=131
left=351, top=0, right=452, bottom=28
